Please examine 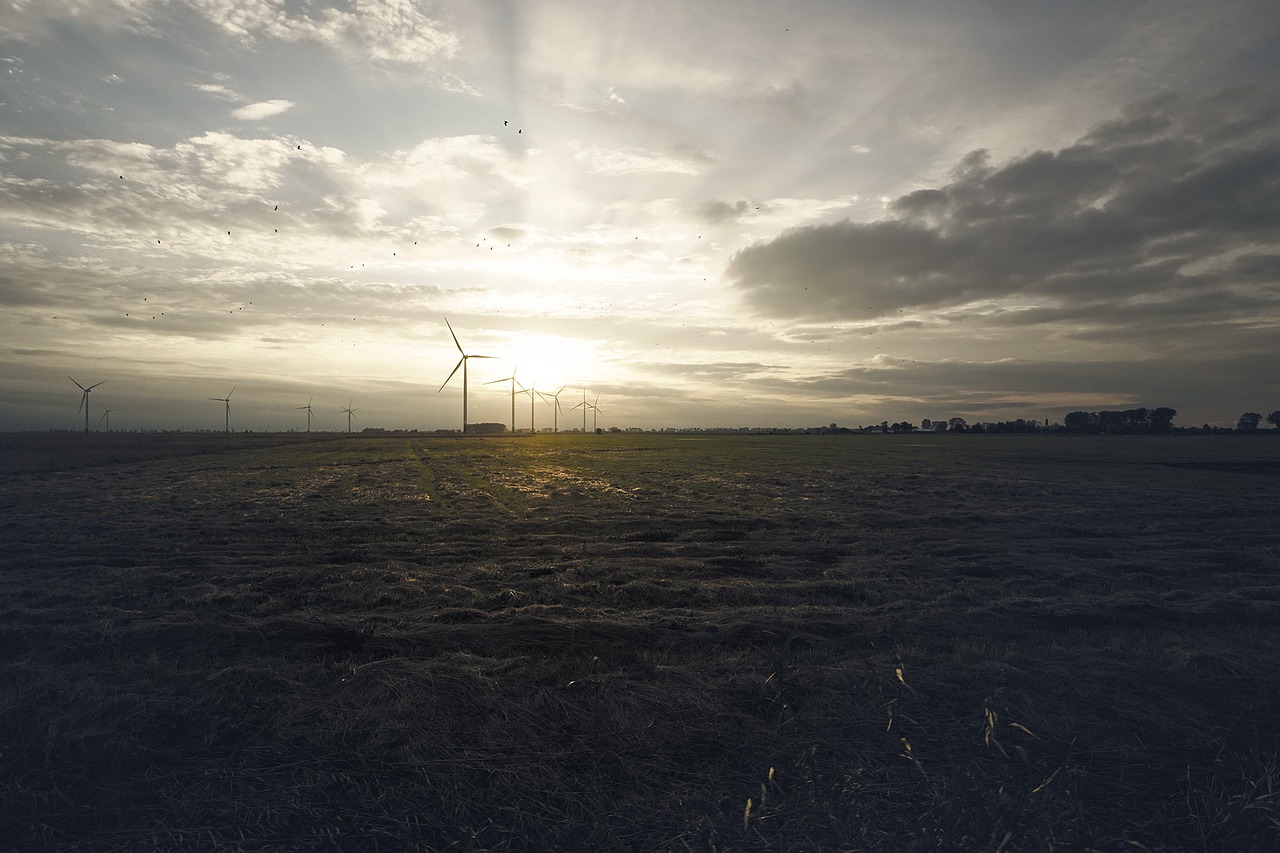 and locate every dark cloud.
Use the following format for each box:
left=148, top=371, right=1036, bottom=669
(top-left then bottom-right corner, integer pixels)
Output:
left=790, top=348, right=1277, bottom=421
left=692, top=199, right=752, bottom=224
left=727, top=87, right=1280, bottom=333
left=485, top=225, right=528, bottom=243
